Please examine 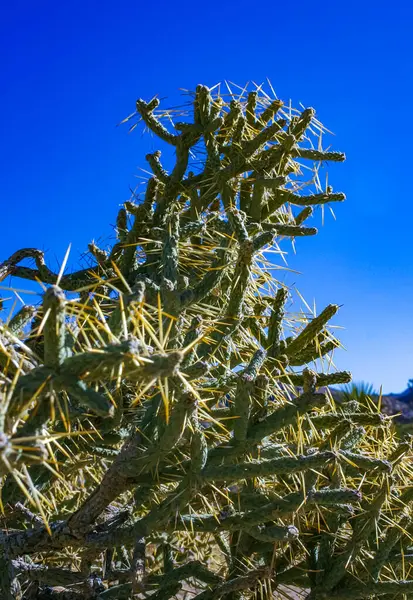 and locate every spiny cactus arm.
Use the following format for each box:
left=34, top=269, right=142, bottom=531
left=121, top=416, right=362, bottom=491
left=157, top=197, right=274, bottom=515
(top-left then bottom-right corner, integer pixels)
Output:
left=180, top=252, right=228, bottom=308
left=194, top=84, right=213, bottom=128
left=259, top=99, right=284, bottom=126
left=58, top=342, right=182, bottom=382
left=190, top=568, right=271, bottom=600
left=246, top=523, right=299, bottom=542
left=132, top=393, right=196, bottom=469
left=156, top=141, right=190, bottom=209
left=295, top=205, right=313, bottom=225
left=130, top=534, right=145, bottom=593
left=319, top=422, right=364, bottom=451
left=11, top=559, right=86, bottom=586
left=316, top=484, right=389, bottom=594
left=243, top=119, right=287, bottom=157
left=339, top=450, right=392, bottom=473
left=246, top=391, right=328, bottom=443
left=245, top=90, right=257, bottom=127
left=216, top=100, right=242, bottom=146
left=107, top=282, right=146, bottom=339
left=88, top=241, right=108, bottom=264
left=226, top=207, right=249, bottom=242
left=11, top=264, right=103, bottom=291
left=252, top=133, right=296, bottom=175
left=146, top=150, right=169, bottom=182
left=67, top=392, right=193, bottom=534
left=162, top=207, right=180, bottom=294
left=368, top=511, right=411, bottom=581
left=283, top=370, right=353, bottom=388
left=7, top=366, right=54, bottom=417
left=239, top=177, right=252, bottom=213
left=180, top=220, right=206, bottom=240
left=63, top=379, right=114, bottom=417
left=65, top=433, right=145, bottom=534
left=270, top=223, right=318, bottom=237
left=286, top=190, right=346, bottom=207
left=0, top=248, right=50, bottom=282
left=203, top=121, right=222, bottom=171
left=243, top=314, right=268, bottom=346
left=136, top=98, right=179, bottom=146
left=120, top=180, right=157, bottom=277
left=289, top=339, right=339, bottom=366
left=225, top=241, right=253, bottom=320
left=0, top=247, right=106, bottom=291
left=288, top=107, right=315, bottom=140
left=283, top=304, right=339, bottom=357
left=317, top=580, right=413, bottom=600
left=267, top=286, right=288, bottom=357
left=308, top=488, right=362, bottom=505
left=249, top=233, right=272, bottom=258
left=116, top=207, right=128, bottom=243
left=308, top=412, right=385, bottom=429
left=232, top=376, right=254, bottom=443
left=340, top=425, right=367, bottom=450
left=7, top=305, right=36, bottom=337
left=0, top=488, right=291, bottom=558
left=43, top=286, right=68, bottom=369
left=261, top=190, right=345, bottom=221
left=145, top=560, right=223, bottom=587
left=0, top=552, right=18, bottom=600
left=181, top=315, right=203, bottom=368
left=243, top=348, right=266, bottom=380
left=202, top=451, right=335, bottom=482
left=231, top=113, right=247, bottom=147
left=249, top=180, right=265, bottom=221
left=291, top=148, right=346, bottom=162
